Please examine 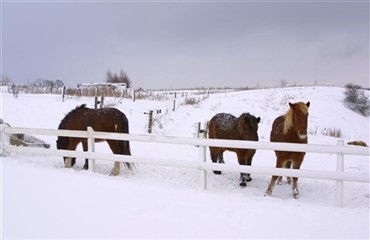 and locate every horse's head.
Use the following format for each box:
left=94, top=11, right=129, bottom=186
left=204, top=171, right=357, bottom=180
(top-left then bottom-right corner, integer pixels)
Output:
left=56, top=136, right=68, bottom=150
left=237, top=113, right=261, bottom=141
left=288, top=101, right=310, bottom=140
